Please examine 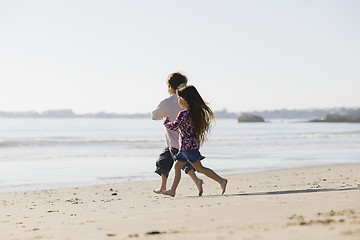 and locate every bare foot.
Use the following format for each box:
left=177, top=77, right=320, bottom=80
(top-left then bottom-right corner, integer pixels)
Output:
left=196, top=179, right=203, bottom=196
left=221, top=179, right=228, bottom=195
left=160, top=189, right=175, bottom=197
left=153, top=189, right=164, bottom=194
